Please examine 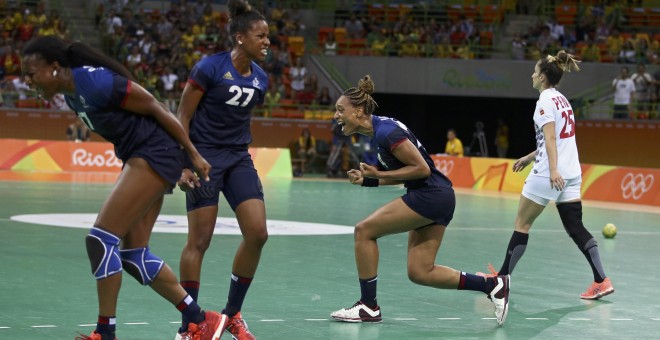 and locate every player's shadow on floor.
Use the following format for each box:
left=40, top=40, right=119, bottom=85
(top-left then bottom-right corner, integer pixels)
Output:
left=499, top=299, right=613, bottom=338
